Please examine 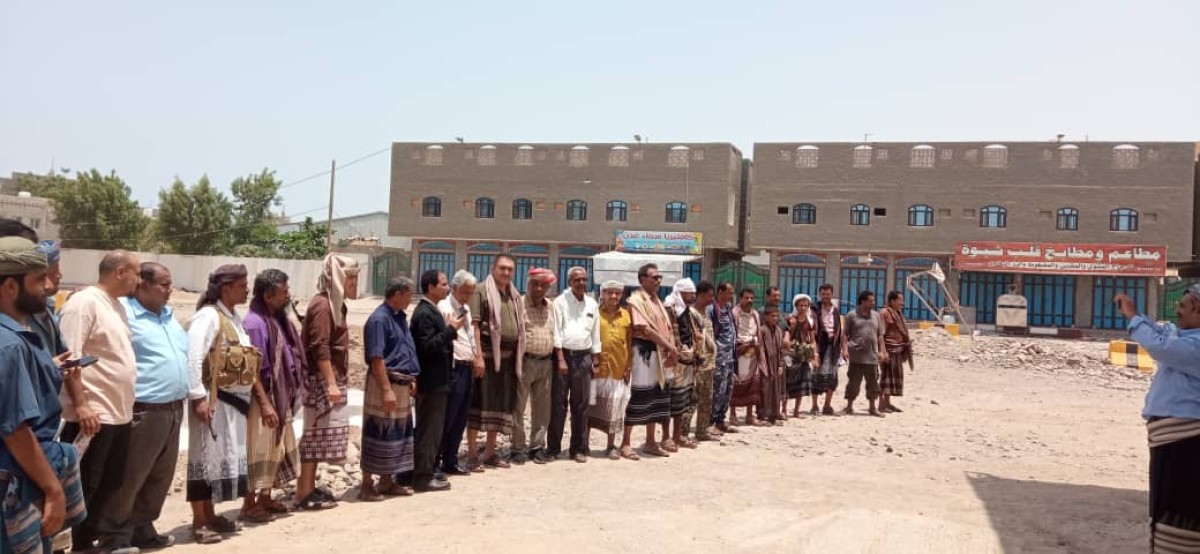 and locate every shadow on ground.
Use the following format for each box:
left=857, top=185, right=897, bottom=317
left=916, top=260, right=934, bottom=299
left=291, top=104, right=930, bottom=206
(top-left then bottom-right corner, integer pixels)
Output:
left=967, top=472, right=1147, bottom=553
